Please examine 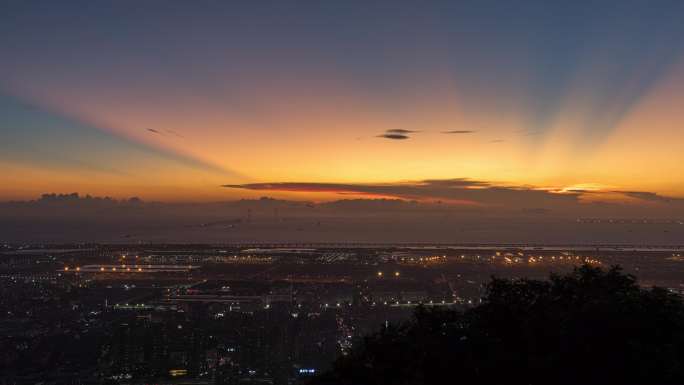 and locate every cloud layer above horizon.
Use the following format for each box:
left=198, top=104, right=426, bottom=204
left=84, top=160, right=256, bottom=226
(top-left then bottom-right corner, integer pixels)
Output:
left=224, top=178, right=684, bottom=212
